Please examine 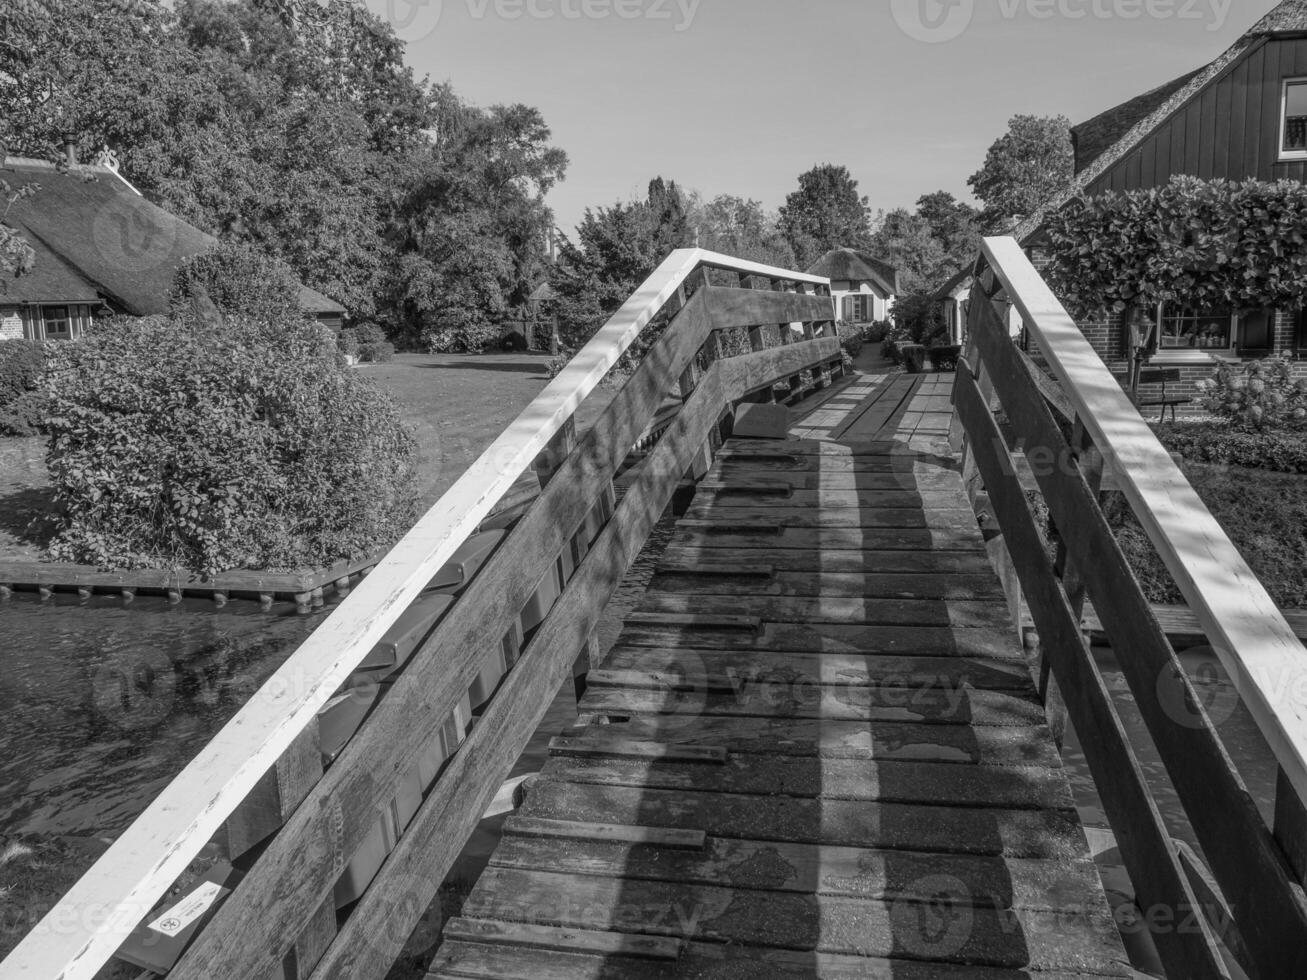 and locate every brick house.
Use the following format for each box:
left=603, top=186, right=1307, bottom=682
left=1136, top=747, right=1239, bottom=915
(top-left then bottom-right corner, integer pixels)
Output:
left=1016, top=0, right=1307, bottom=406
left=0, top=151, right=345, bottom=342
left=805, top=248, right=901, bottom=326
